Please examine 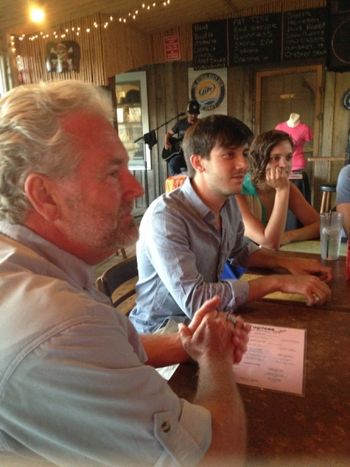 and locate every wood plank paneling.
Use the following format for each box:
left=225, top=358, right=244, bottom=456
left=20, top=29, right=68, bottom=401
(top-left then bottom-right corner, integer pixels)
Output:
left=228, top=66, right=254, bottom=129
left=7, top=0, right=348, bottom=212
left=145, top=61, right=189, bottom=197
left=102, top=18, right=152, bottom=79
left=332, top=73, right=350, bottom=157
